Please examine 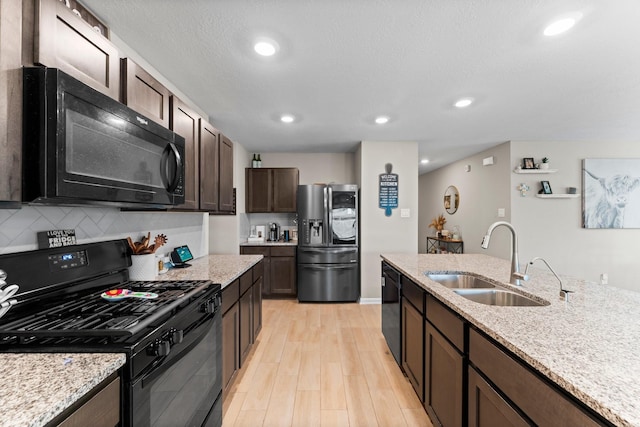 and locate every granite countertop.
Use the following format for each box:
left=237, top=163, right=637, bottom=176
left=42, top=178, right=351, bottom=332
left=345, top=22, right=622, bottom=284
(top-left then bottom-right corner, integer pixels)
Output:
left=0, top=353, right=126, bottom=427
left=240, top=240, right=298, bottom=246
left=161, top=254, right=263, bottom=288
left=381, top=253, right=640, bottom=427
